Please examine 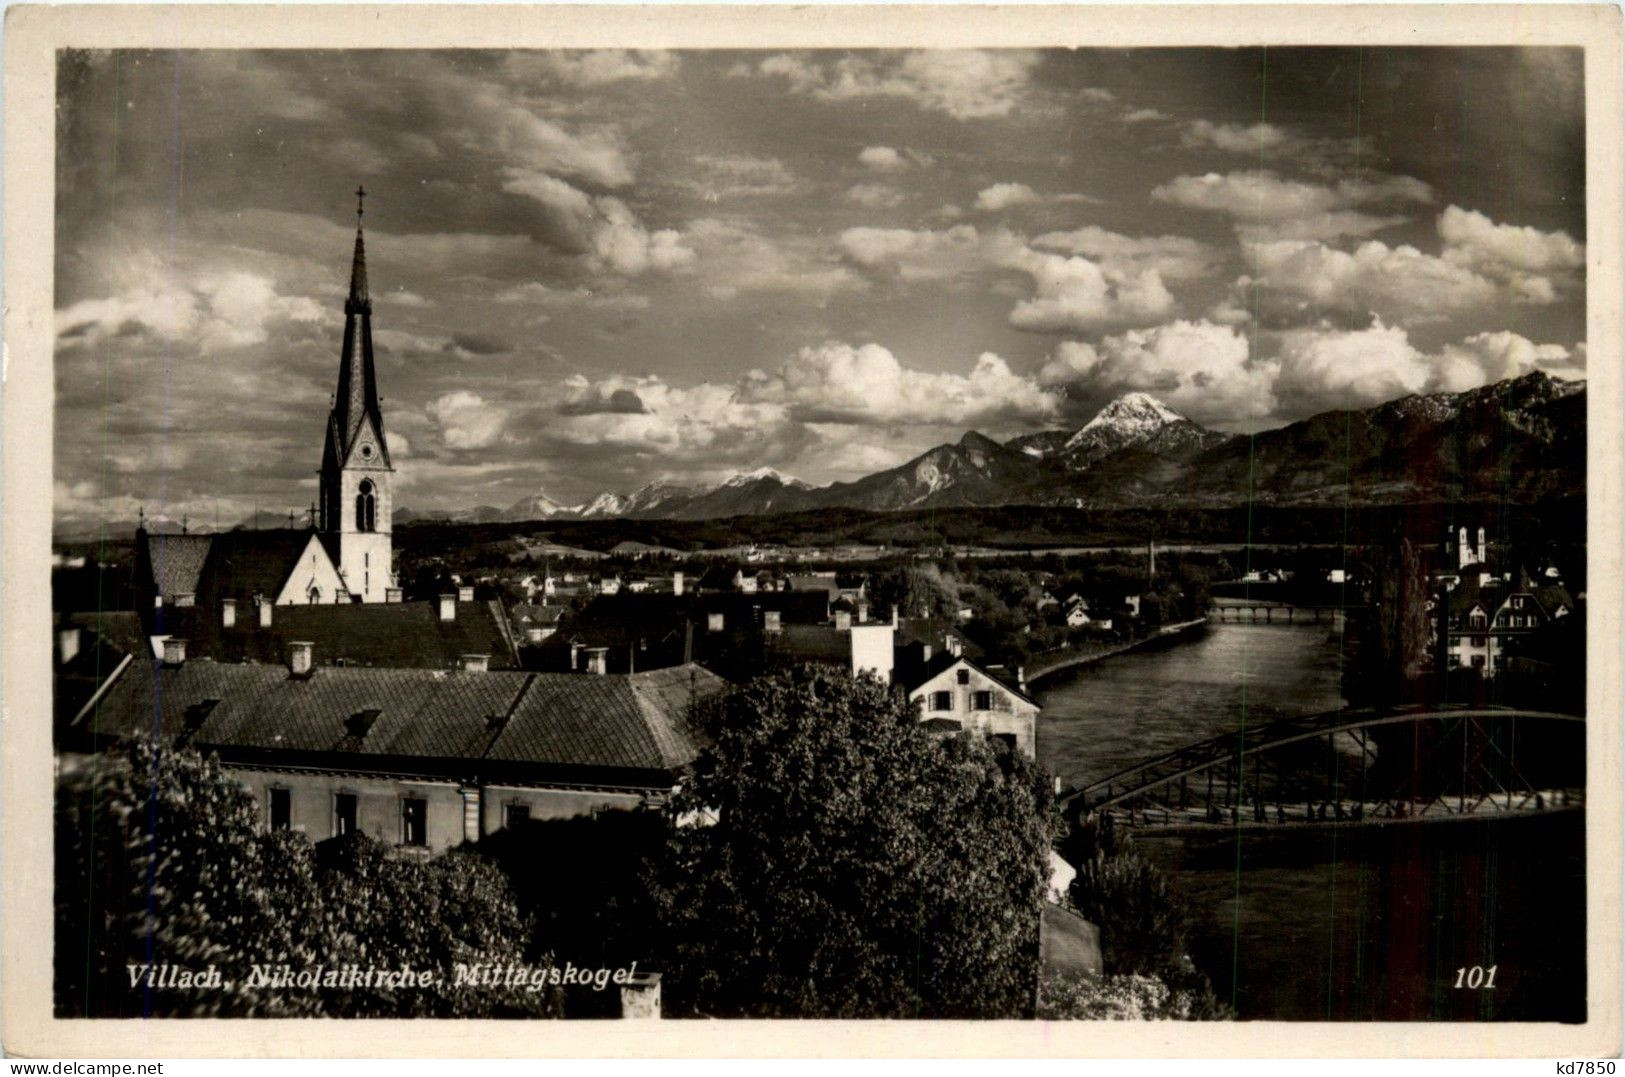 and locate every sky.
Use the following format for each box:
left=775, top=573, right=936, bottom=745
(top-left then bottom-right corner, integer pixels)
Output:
left=53, top=47, right=1587, bottom=523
